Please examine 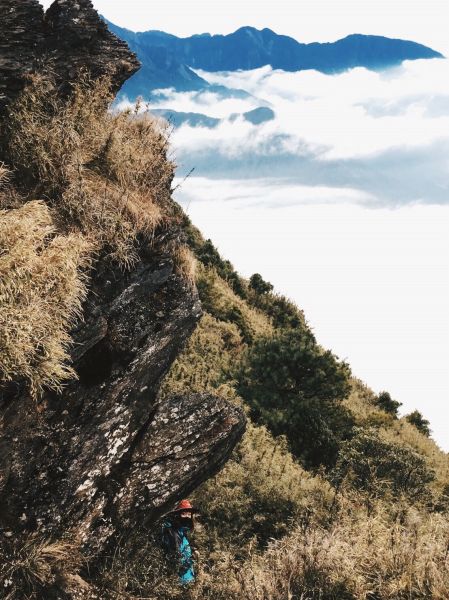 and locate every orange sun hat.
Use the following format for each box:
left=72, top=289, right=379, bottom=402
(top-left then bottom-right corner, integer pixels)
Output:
left=170, top=499, right=200, bottom=514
